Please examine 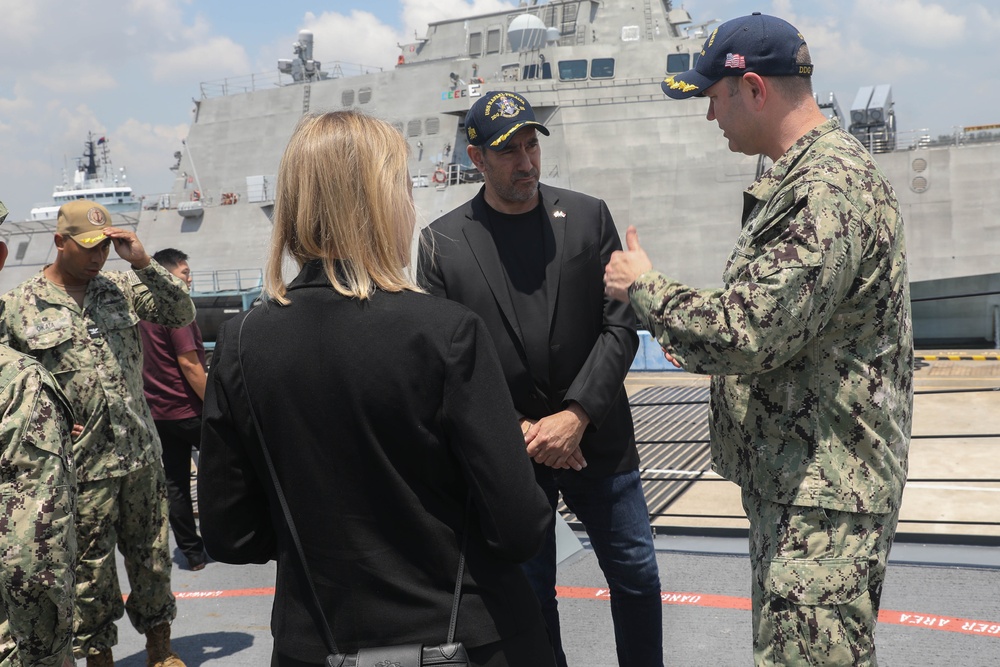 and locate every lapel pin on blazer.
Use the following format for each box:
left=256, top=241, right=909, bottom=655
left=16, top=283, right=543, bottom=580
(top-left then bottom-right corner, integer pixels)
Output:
left=553, top=210, right=566, bottom=218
